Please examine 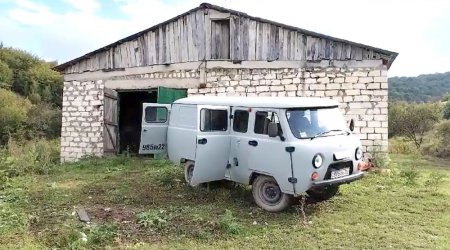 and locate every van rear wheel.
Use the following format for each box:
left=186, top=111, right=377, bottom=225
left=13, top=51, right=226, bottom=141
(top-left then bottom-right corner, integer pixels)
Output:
left=252, top=175, right=291, bottom=212
left=184, top=161, right=196, bottom=186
